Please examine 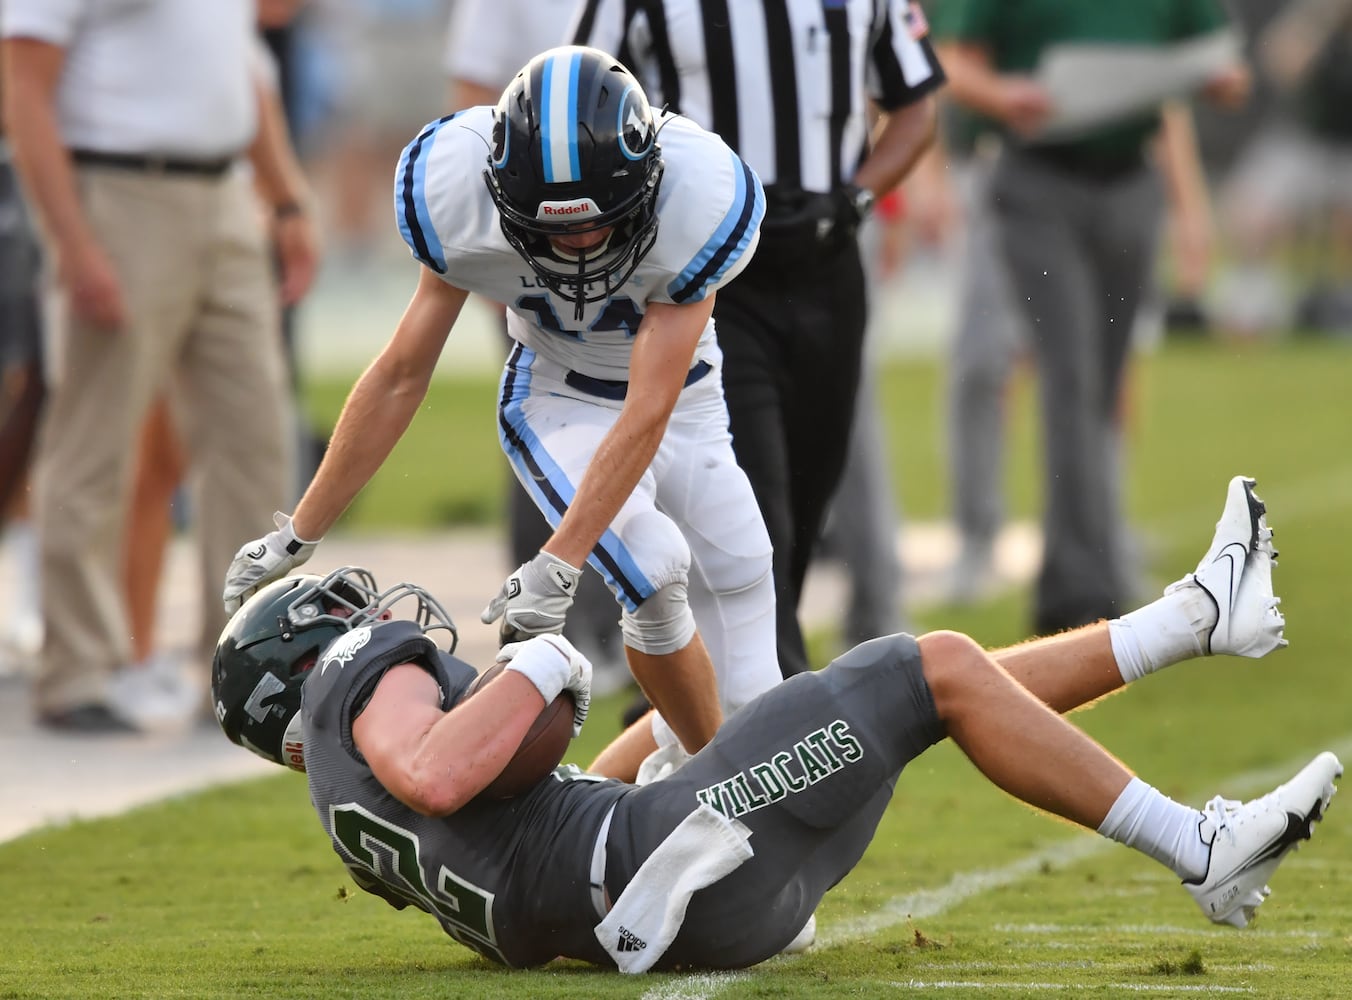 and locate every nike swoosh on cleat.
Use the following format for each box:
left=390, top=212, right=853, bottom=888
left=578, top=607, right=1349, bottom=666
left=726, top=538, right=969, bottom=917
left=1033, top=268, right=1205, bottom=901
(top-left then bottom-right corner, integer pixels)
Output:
left=1212, top=541, right=1249, bottom=605
left=1211, top=810, right=1314, bottom=885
